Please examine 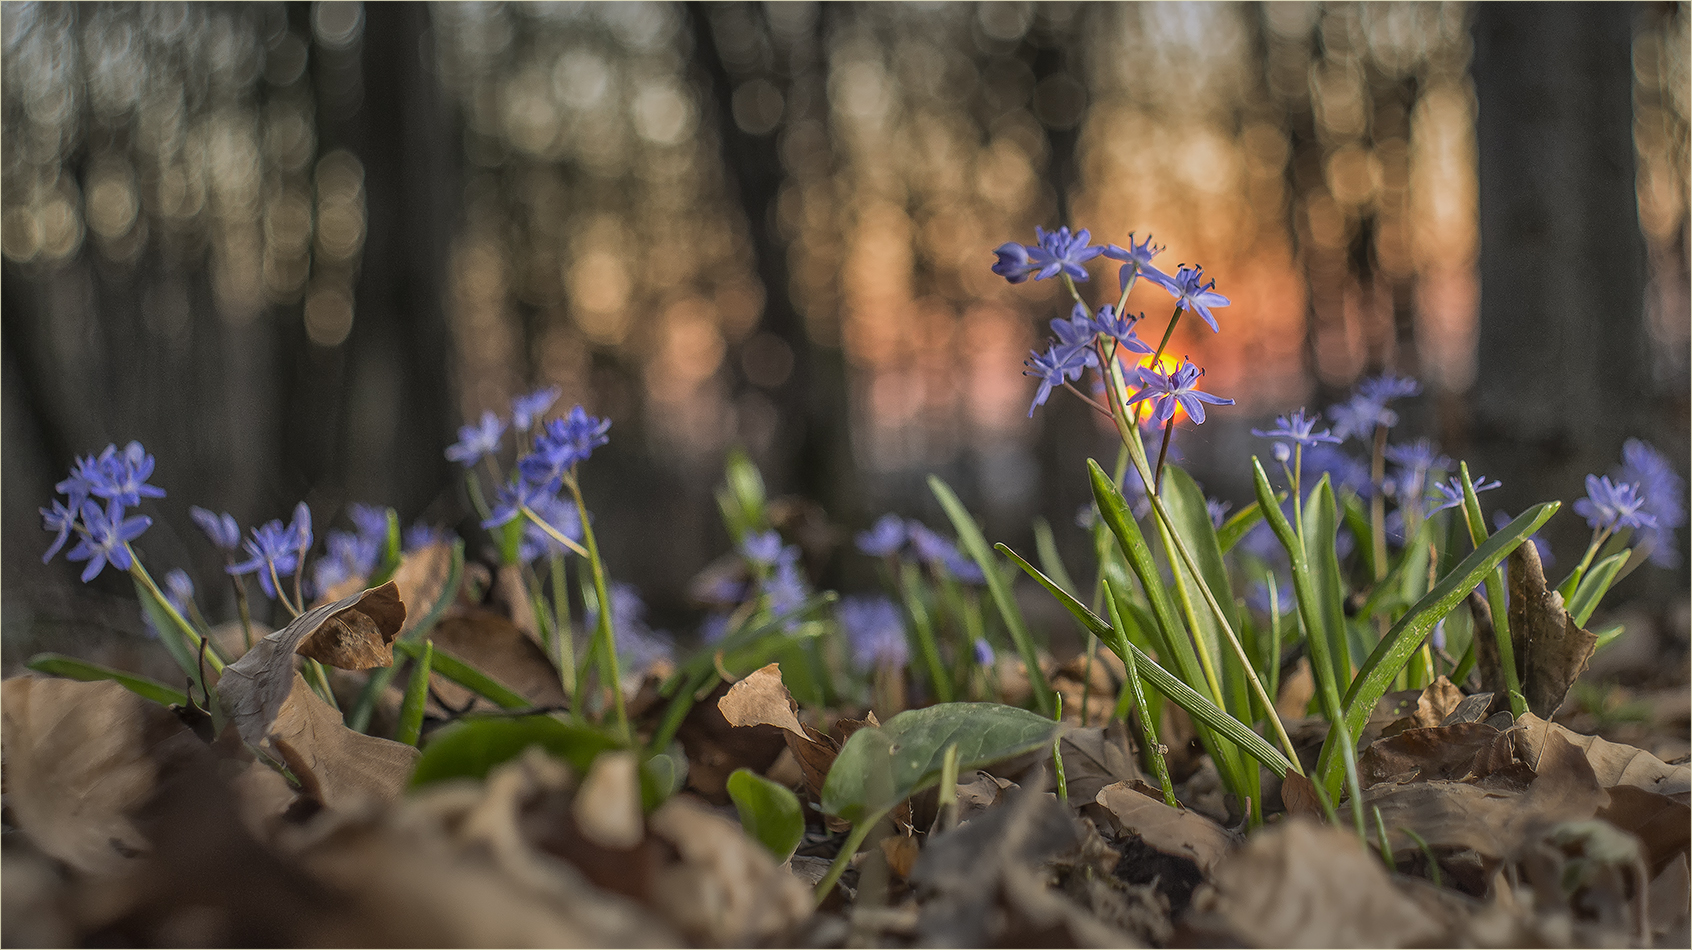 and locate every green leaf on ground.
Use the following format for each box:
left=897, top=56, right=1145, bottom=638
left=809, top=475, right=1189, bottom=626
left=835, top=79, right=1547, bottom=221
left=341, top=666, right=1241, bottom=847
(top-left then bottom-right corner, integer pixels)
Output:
left=820, top=702, right=1059, bottom=824
left=727, top=767, right=804, bottom=862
